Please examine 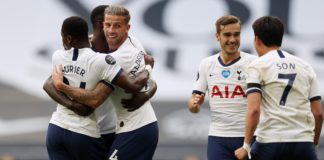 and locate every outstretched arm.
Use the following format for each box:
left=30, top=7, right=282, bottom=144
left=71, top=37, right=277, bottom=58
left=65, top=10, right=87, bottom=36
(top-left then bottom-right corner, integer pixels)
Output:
left=121, top=79, right=157, bottom=112
left=43, top=76, right=94, bottom=116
